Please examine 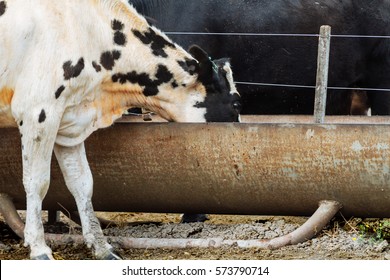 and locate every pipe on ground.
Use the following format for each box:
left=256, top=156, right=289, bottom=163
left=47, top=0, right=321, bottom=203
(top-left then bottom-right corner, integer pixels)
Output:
left=51, top=201, right=342, bottom=250
left=0, top=197, right=341, bottom=250
left=0, top=193, right=24, bottom=238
